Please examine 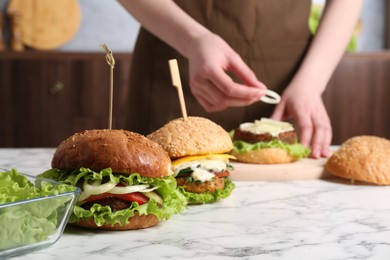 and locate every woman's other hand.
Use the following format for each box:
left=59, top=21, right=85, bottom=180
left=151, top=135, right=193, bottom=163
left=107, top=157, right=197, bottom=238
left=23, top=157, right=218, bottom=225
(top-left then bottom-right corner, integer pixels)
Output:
left=270, top=0, right=362, bottom=158
left=271, top=84, right=332, bottom=159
